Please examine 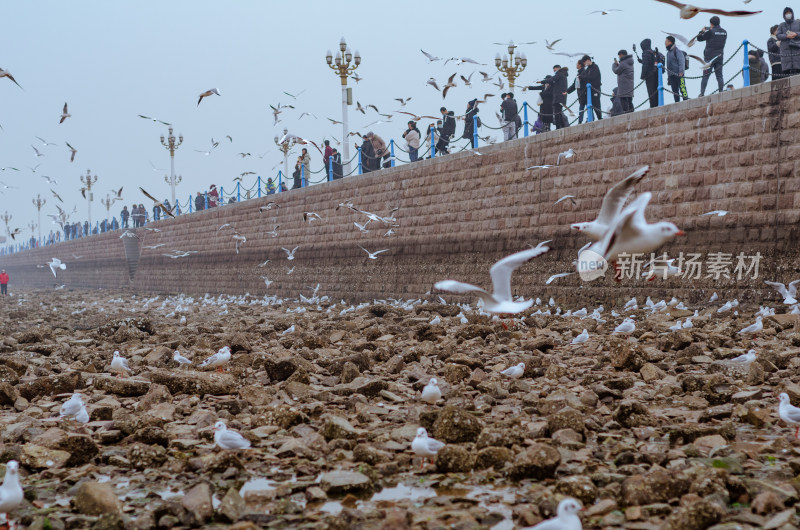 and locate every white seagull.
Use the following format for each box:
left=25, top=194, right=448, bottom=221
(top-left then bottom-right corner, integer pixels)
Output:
left=421, top=378, right=443, bottom=404
left=198, top=346, right=232, bottom=372
left=48, top=258, right=67, bottom=278
left=111, top=351, right=131, bottom=378
left=730, top=349, right=756, bottom=363
left=173, top=351, right=192, bottom=365
left=571, top=166, right=649, bottom=240
left=197, top=88, right=221, bottom=106
left=59, top=393, right=84, bottom=421
left=779, top=393, right=800, bottom=439
left=59, top=102, right=71, bottom=124
left=737, top=316, right=763, bottom=336
left=764, top=280, right=800, bottom=305
left=500, top=362, right=525, bottom=379
left=0, top=461, right=23, bottom=525
left=360, top=246, right=390, bottom=260
left=411, top=427, right=445, bottom=464
left=613, top=318, right=636, bottom=334
left=282, top=246, right=299, bottom=260
left=556, top=148, right=576, bottom=165
left=651, top=0, right=761, bottom=20
left=525, top=497, right=583, bottom=530
left=571, top=329, right=589, bottom=345
left=75, top=404, right=90, bottom=424
left=213, top=421, right=252, bottom=450
left=434, top=246, right=549, bottom=314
